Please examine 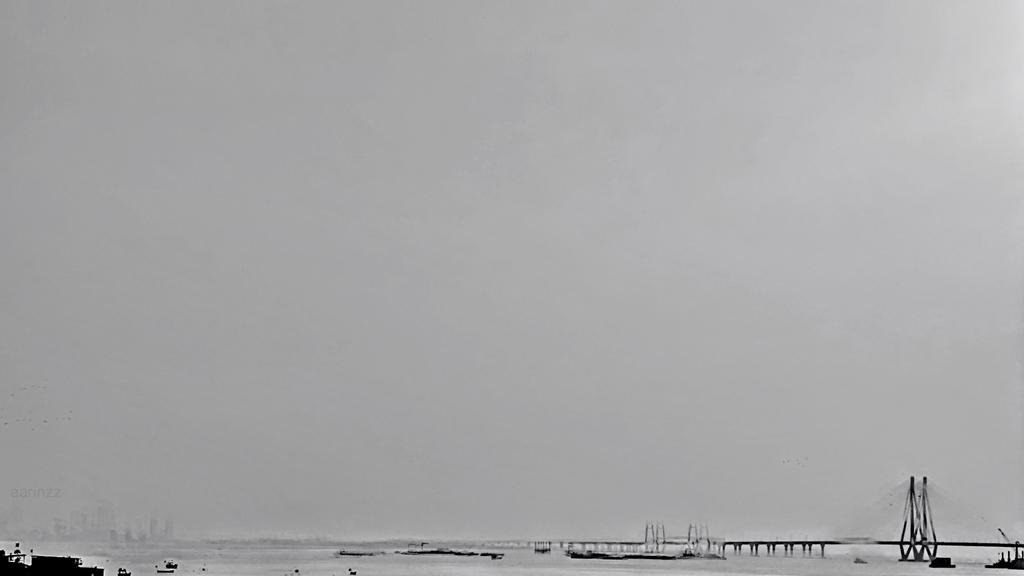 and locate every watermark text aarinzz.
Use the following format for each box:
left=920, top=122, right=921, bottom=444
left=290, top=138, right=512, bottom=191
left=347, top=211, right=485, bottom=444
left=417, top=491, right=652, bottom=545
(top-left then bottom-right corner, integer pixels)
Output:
left=10, top=488, right=61, bottom=498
